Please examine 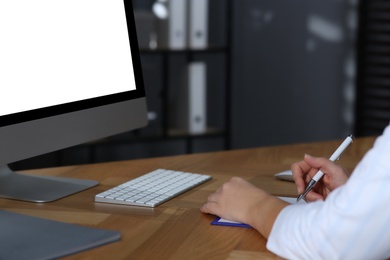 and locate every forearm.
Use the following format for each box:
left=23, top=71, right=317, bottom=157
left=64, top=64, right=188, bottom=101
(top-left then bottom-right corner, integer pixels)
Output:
left=247, top=195, right=289, bottom=238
